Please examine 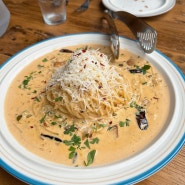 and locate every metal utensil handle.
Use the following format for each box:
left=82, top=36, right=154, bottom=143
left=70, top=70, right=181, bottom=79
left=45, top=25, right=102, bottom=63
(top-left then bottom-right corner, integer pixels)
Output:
left=111, top=11, right=156, bottom=40
left=103, top=10, right=120, bottom=59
